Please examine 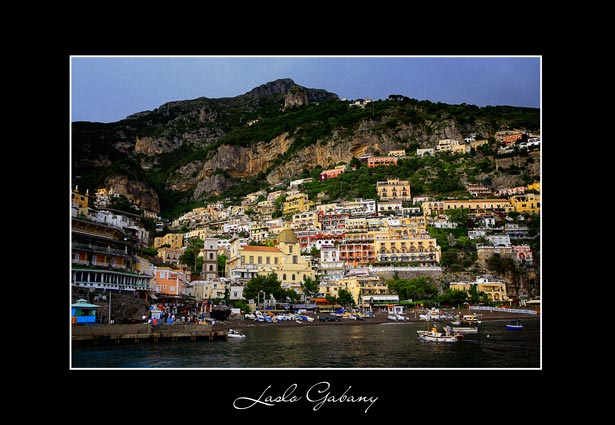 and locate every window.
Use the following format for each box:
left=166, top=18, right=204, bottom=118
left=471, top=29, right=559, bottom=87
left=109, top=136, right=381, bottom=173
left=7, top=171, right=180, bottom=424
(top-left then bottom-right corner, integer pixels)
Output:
left=274, top=258, right=279, bottom=264
left=209, top=253, right=214, bottom=260
left=293, top=255, right=298, bottom=264
left=170, top=286, right=175, bottom=292
left=163, top=285, right=167, bottom=289
left=209, top=265, right=214, bottom=271
left=283, top=273, right=287, bottom=280
left=266, top=257, right=270, bottom=264
left=292, top=274, right=295, bottom=281
left=249, top=256, right=254, bottom=264
left=289, top=246, right=293, bottom=254
left=258, top=256, right=262, bottom=264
